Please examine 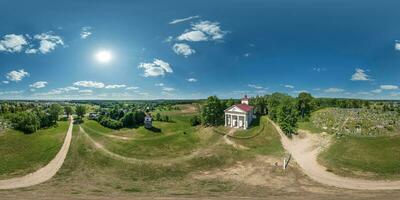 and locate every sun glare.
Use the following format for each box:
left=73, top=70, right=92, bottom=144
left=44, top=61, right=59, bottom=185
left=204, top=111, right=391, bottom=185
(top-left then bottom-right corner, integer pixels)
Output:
left=95, top=50, right=112, bottom=63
